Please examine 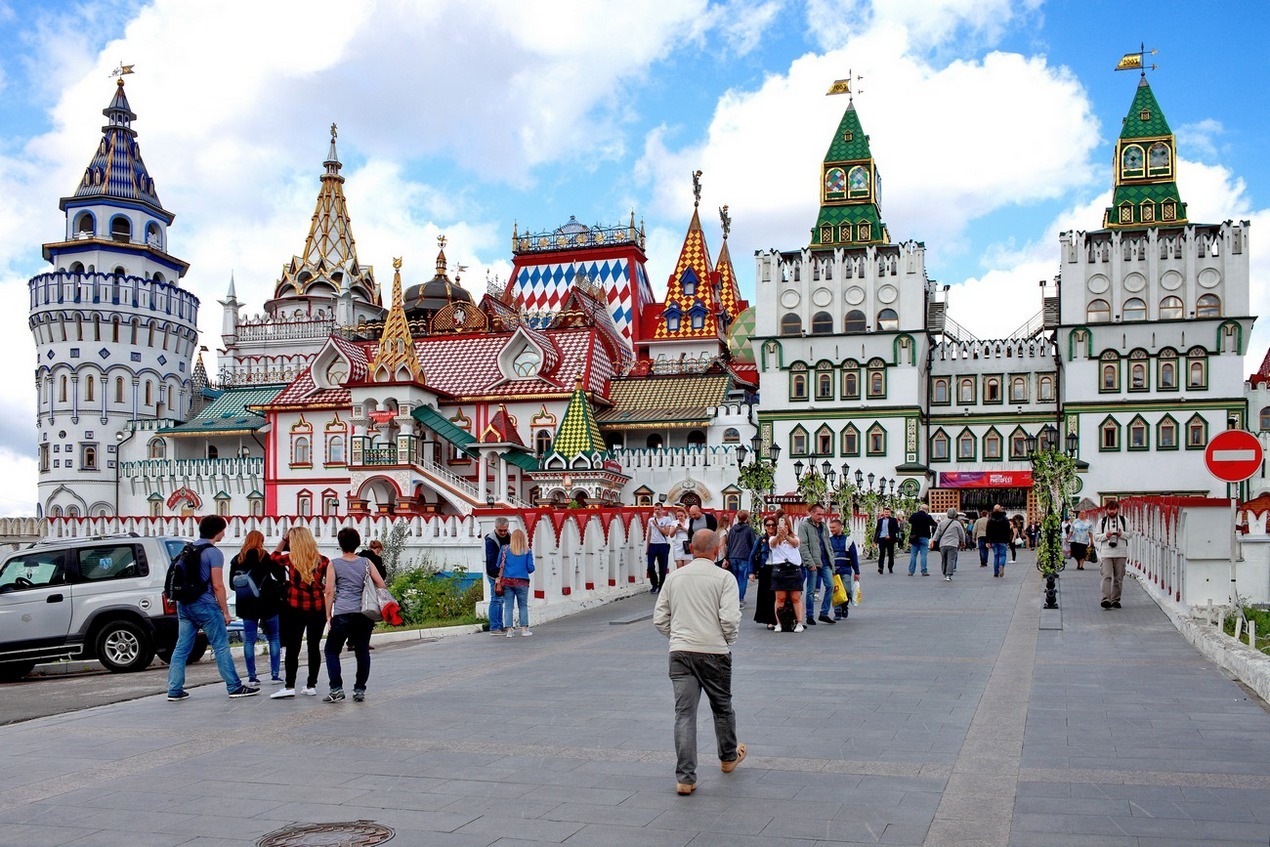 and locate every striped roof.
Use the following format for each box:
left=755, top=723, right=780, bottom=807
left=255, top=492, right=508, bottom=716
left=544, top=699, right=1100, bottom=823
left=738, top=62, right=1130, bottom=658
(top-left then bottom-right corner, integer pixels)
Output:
left=159, top=386, right=280, bottom=436
left=594, top=373, right=731, bottom=427
left=67, top=80, right=167, bottom=218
